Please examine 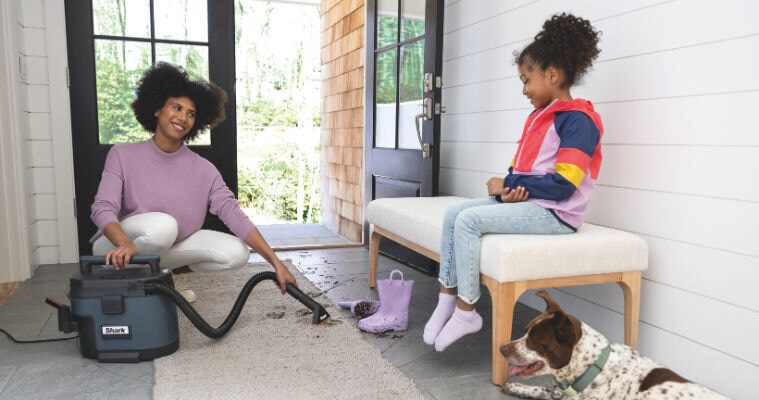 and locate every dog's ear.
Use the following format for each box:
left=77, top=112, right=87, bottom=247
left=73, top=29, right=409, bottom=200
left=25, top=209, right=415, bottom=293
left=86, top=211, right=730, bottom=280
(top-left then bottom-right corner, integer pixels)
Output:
left=526, top=309, right=582, bottom=369
left=536, top=290, right=562, bottom=314
left=551, top=311, right=582, bottom=346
